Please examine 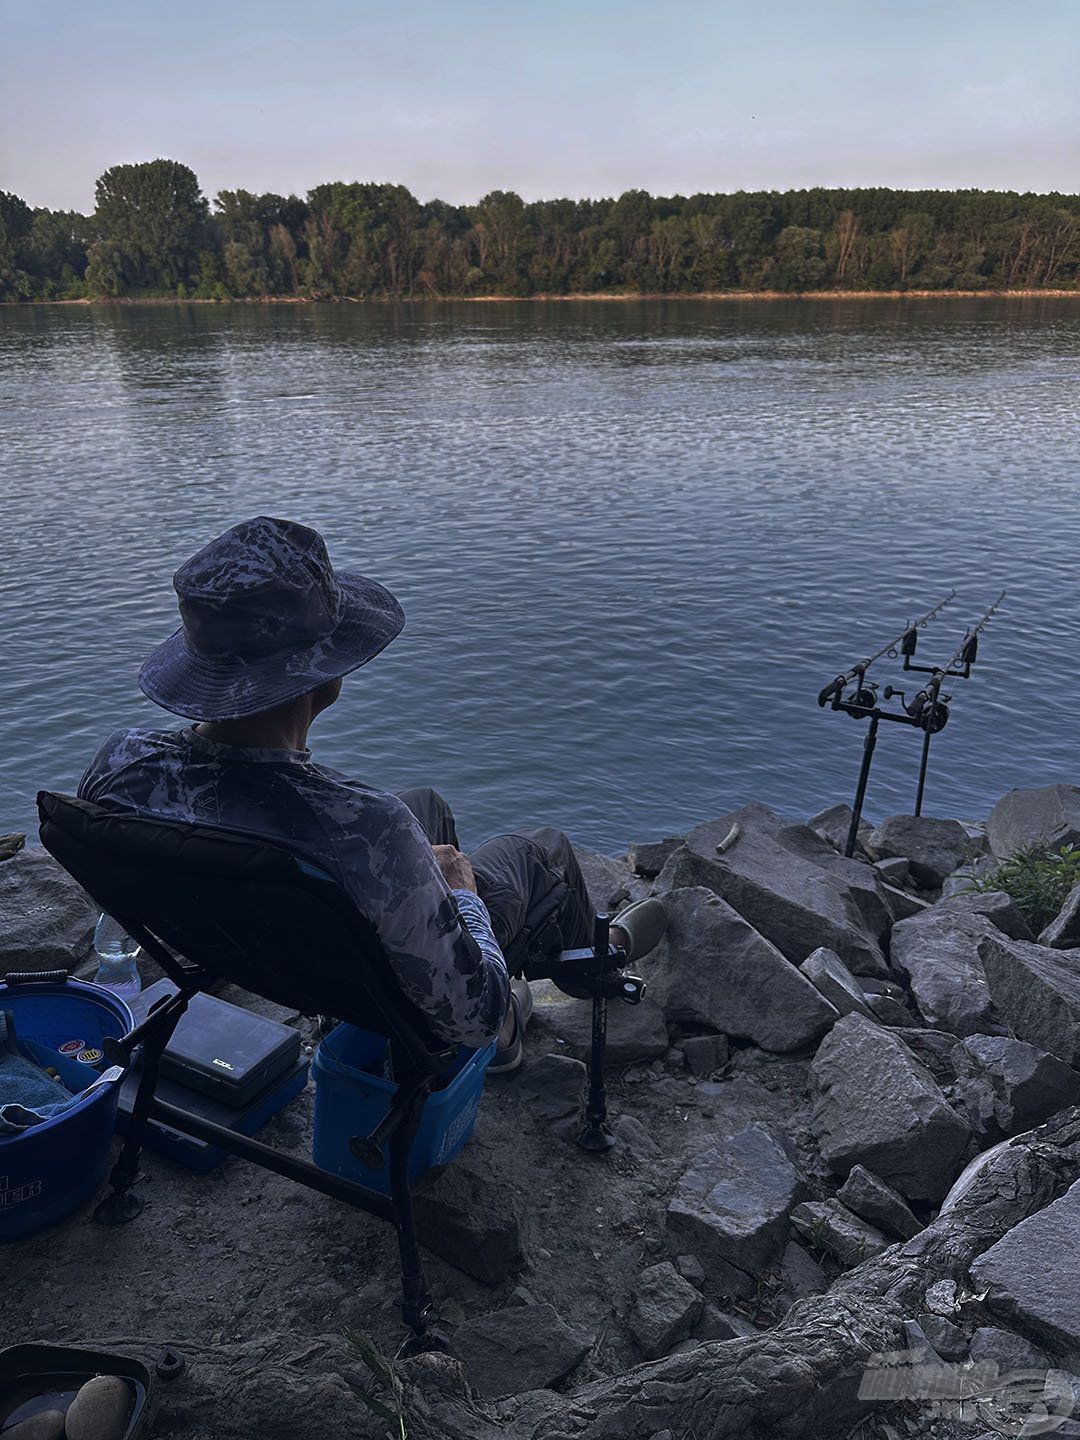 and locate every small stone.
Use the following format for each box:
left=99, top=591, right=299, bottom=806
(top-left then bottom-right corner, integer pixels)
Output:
left=1, top=1412, right=66, bottom=1440
left=611, top=1113, right=661, bottom=1159
left=675, top=1254, right=706, bottom=1289
left=515, top=1053, right=587, bottom=1121
left=506, top=1285, right=537, bottom=1307
left=837, top=1164, right=922, bottom=1240
left=629, top=837, right=684, bottom=878
left=414, top=1165, right=527, bottom=1284
left=874, top=856, right=911, bottom=885
left=779, top=1239, right=827, bottom=1299
left=790, top=1199, right=891, bottom=1267
left=64, top=1375, right=134, bottom=1440
left=452, top=1303, right=591, bottom=1398
left=968, top=1325, right=1051, bottom=1372
left=918, top=1314, right=969, bottom=1361
left=924, top=1279, right=958, bottom=1316
left=799, top=947, right=875, bottom=1021
left=681, top=1034, right=729, bottom=1078
left=1040, top=882, right=1080, bottom=949
left=0, top=831, right=26, bottom=862
left=628, top=1261, right=704, bottom=1359
left=697, top=1303, right=758, bottom=1340
left=865, top=993, right=916, bottom=1027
